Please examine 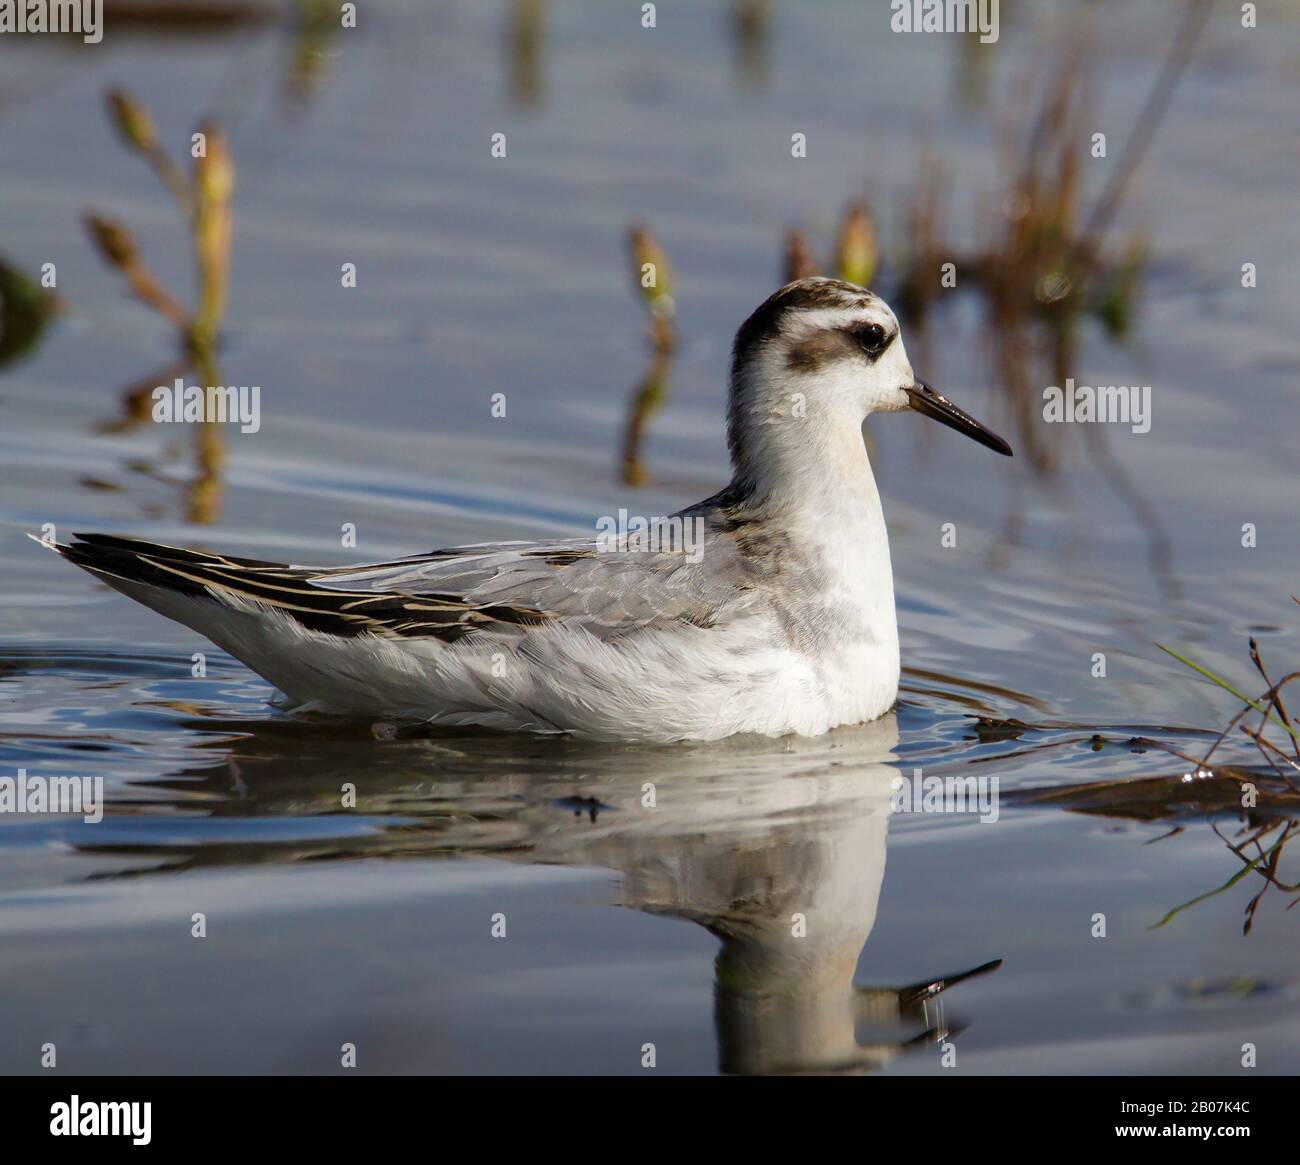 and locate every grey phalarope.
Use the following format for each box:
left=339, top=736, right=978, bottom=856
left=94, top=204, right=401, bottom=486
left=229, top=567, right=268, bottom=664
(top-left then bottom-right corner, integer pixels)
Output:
left=44, top=278, right=1011, bottom=742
